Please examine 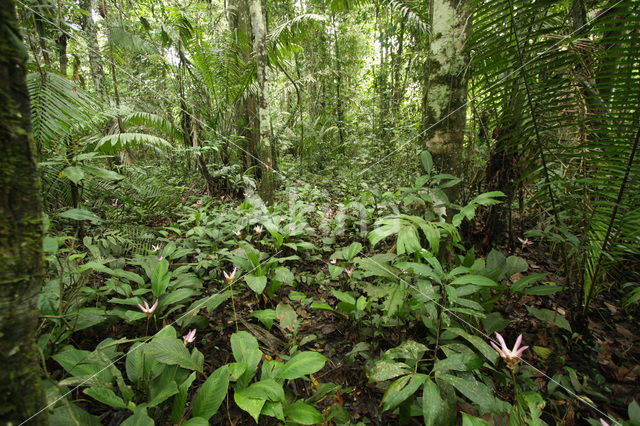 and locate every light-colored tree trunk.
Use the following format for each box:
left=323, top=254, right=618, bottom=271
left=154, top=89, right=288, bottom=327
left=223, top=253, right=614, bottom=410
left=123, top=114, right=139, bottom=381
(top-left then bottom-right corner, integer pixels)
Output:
left=80, top=0, right=108, bottom=101
left=249, top=0, right=274, bottom=202
left=0, top=2, right=47, bottom=424
left=423, top=0, right=471, bottom=209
